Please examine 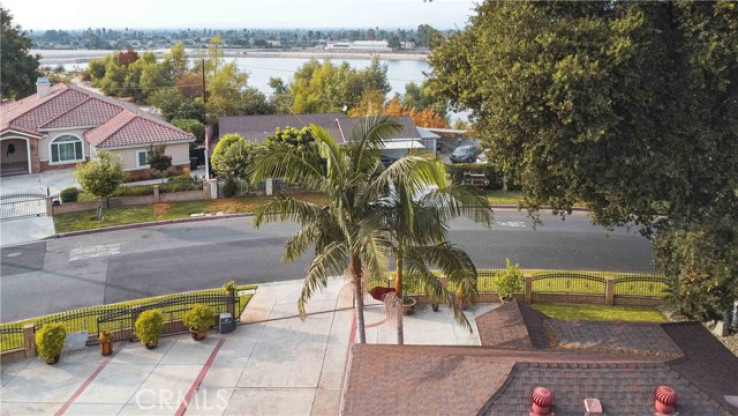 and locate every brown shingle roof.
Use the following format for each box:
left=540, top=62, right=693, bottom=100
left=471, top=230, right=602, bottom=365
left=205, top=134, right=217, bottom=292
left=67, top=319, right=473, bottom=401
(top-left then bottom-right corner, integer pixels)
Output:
left=476, top=301, right=551, bottom=349
left=343, top=306, right=738, bottom=416
left=481, top=362, right=730, bottom=416
left=218, top=113, right=420, bottom=145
